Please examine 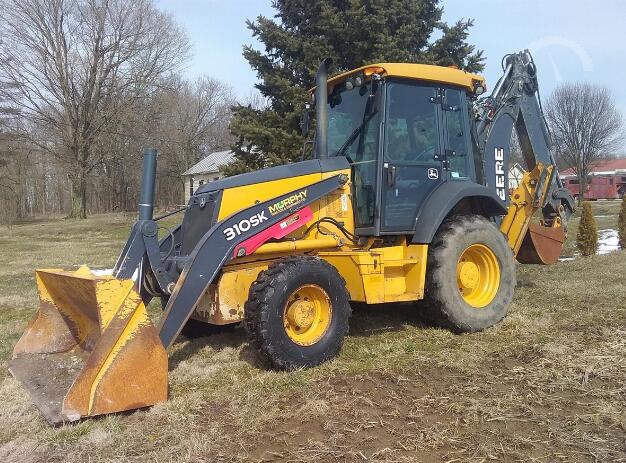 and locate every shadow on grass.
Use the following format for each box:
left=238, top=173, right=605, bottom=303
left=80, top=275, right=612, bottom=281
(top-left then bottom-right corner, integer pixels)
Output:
left=168, top=301, right=435, bottom=371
